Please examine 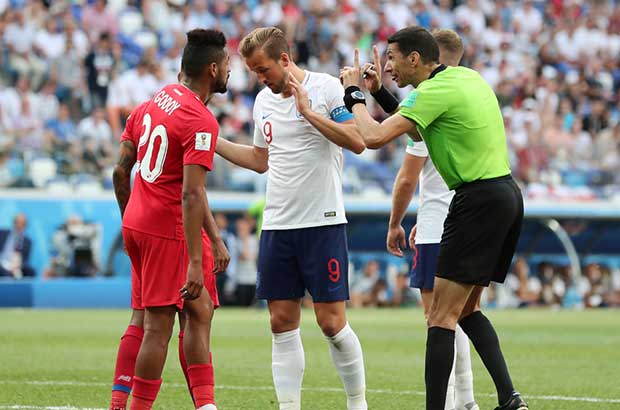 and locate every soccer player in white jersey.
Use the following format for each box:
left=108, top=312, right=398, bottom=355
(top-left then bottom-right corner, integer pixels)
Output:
left=361, top=30, right=479, bottom=410
left=216, top=27, right=367, bottom=410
